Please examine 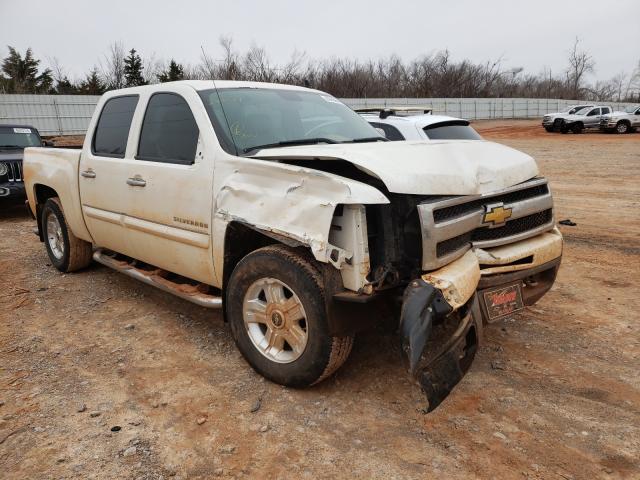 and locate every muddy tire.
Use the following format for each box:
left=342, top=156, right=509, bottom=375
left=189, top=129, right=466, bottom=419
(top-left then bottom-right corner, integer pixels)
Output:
left=42, top=198, right=93, bottom=273
left=225, top=245, right=353, bottom=387
left=544, top=126, right=554, bottom=132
